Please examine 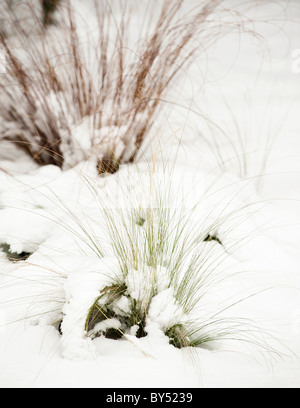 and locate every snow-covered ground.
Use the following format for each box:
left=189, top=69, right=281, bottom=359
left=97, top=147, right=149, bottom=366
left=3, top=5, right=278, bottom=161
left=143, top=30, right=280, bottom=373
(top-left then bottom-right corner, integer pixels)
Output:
left=0, top=1, right=299, bottom=388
